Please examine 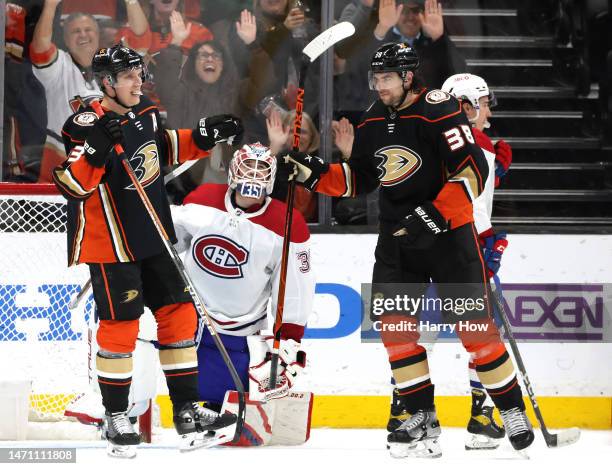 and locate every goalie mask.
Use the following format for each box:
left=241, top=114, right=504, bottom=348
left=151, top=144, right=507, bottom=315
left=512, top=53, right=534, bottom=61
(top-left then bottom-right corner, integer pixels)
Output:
left=228, top=143, right=277, bottom=199
left=442, top=73, right=497, bottom=127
